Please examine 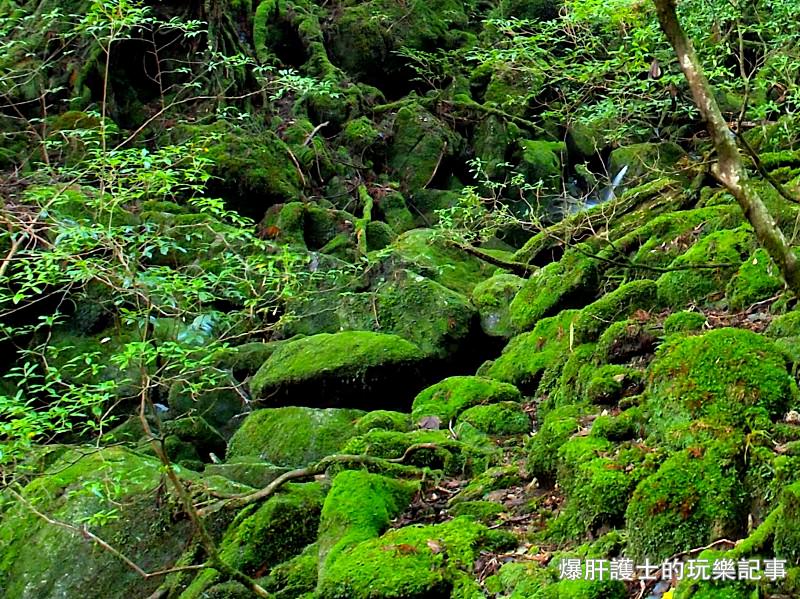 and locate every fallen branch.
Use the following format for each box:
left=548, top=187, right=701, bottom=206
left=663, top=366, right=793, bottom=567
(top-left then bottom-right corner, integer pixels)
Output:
left=197, top=443, right=439, bottom=517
